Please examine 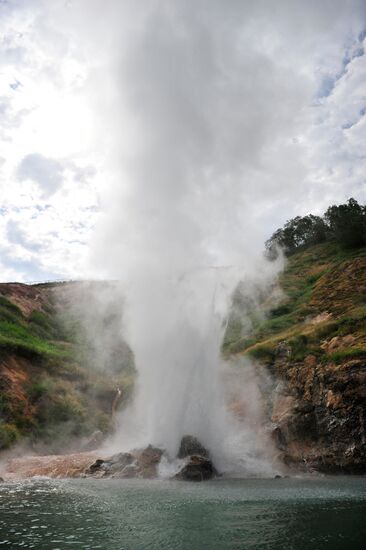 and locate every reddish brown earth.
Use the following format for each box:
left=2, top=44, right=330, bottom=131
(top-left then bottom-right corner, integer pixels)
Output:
left=2, top=452, right=98, bottom=480
left=0, top=283, right=48, bottom=317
